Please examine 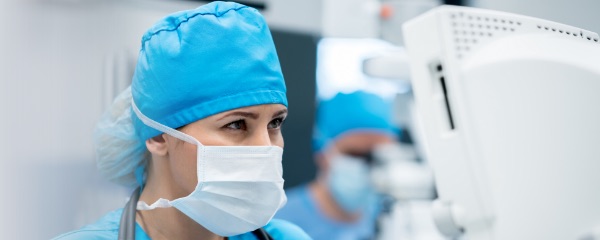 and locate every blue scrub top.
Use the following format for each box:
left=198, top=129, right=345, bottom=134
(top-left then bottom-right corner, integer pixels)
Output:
left=53, top=208, right=310, bottom=240
left=274, top=185, right=379, bottom=240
